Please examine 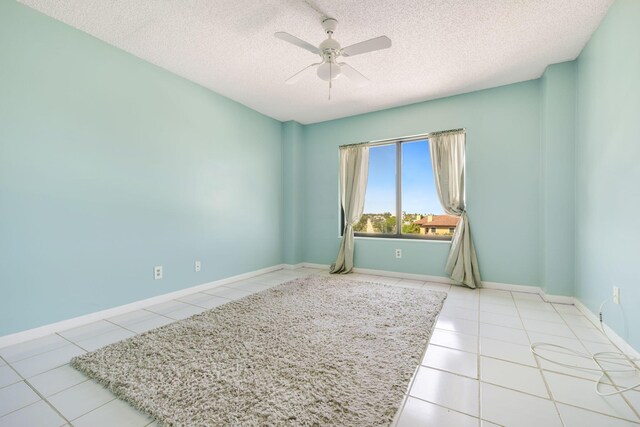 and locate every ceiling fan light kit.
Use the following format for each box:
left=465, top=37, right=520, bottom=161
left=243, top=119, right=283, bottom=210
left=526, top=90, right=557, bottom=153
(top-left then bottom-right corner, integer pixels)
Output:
left=275, top=17, right=391, bottom=99
left=317, top=62, right=341, bottom=81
